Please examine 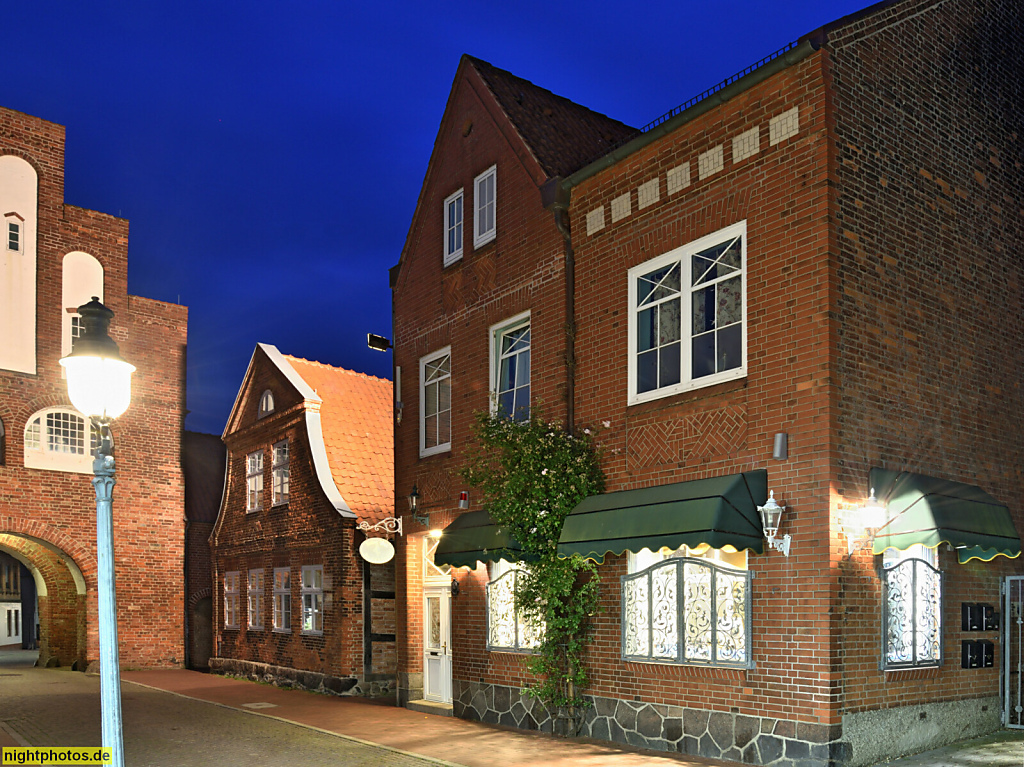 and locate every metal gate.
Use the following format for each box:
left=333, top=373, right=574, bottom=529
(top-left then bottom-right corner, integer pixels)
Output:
left=1004, top=576, right=1024, bottom=727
